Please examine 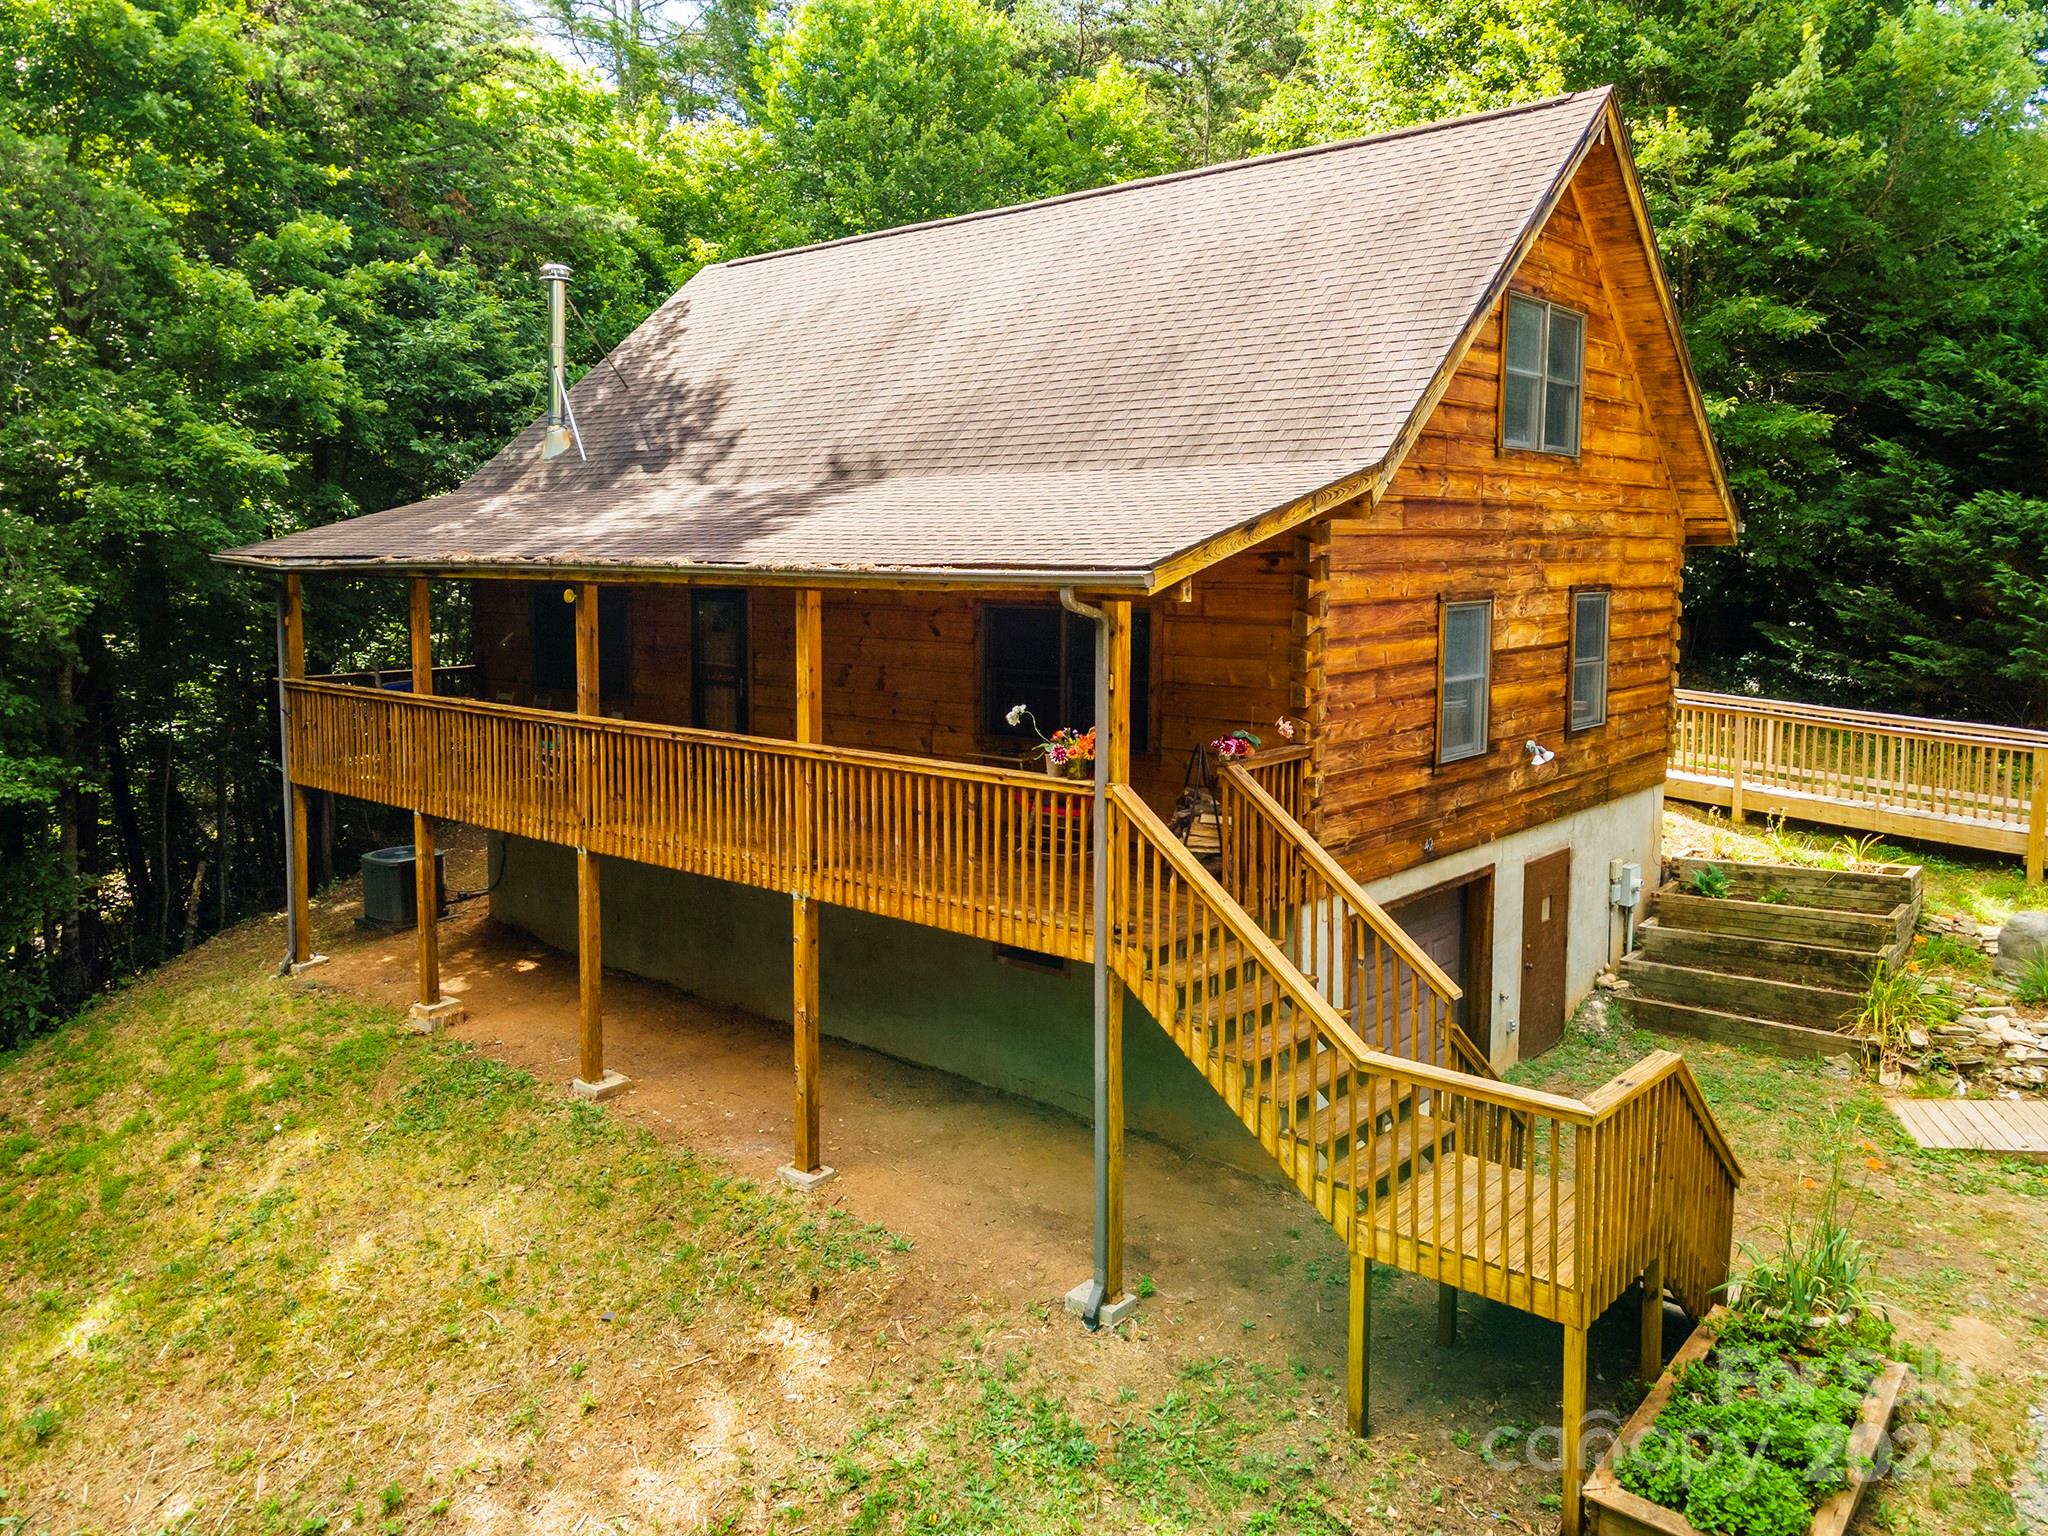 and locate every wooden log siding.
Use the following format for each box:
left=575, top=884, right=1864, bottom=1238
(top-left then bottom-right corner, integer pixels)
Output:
left=284, top=679, right=1097, bottom=957
left=1316, top=164, right=1688, bottom=881
left=468, top=539, right=1302, bottom=815
left=1669, top=691, right=2048, bottom=880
